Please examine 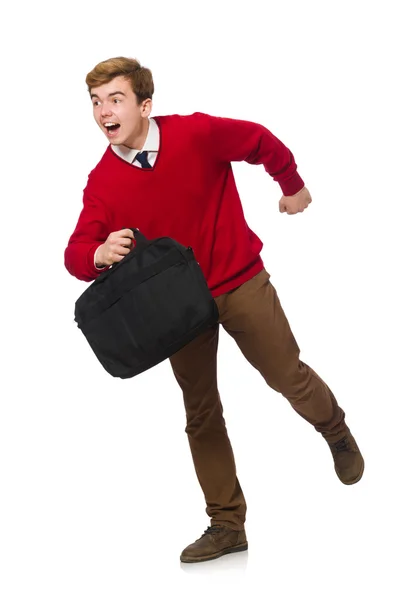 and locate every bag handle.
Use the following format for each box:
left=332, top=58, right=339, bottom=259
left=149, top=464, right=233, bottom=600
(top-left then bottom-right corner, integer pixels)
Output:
left=128, top=228, right=149, bottom=248
left=101, top=228, right=149, bottom=276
